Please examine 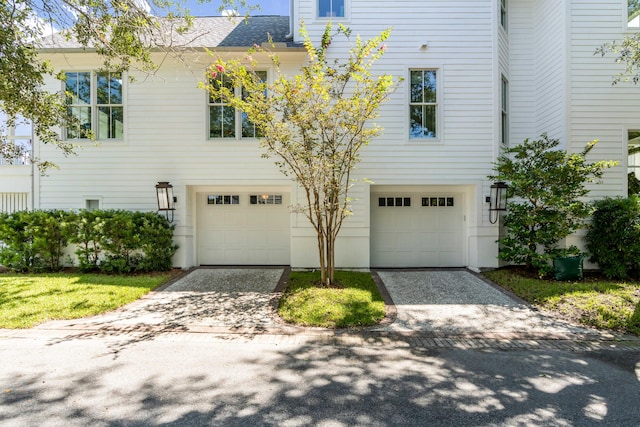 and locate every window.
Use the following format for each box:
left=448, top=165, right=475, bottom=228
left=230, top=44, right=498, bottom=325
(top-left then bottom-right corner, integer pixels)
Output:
left=629, top=1, right=640, bottom=28
left=85, top=199, right=100, bottom=211
left=422, top=197, right=454, bottom=207
left=207, top=194, right=240, bottom=205
left=209, top=71, right=267, bottom=139
left=319, top=0, right=344, bottom=17
left=500, top=0, right=507, bottom=30
left=501, top=76, right=509, bottom=145
left=409, top=70, right=438, bottom=139
left=250, top=194, right=283, bottom=205
left=65, top=71, right=123, bottom=140
left=378, top=197, right=411, bottom=207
